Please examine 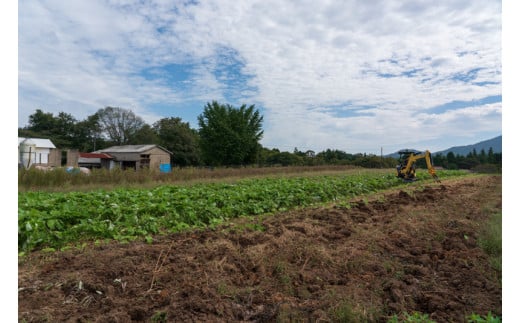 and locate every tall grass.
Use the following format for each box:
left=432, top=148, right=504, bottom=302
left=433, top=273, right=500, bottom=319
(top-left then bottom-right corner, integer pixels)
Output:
left=18, top=165, right=364, bottom=192
left=478, top=211, right=502, bottom=271
left=18, top=166, right=468, bottom=193
left=19, top=167, right=162, bottom=191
